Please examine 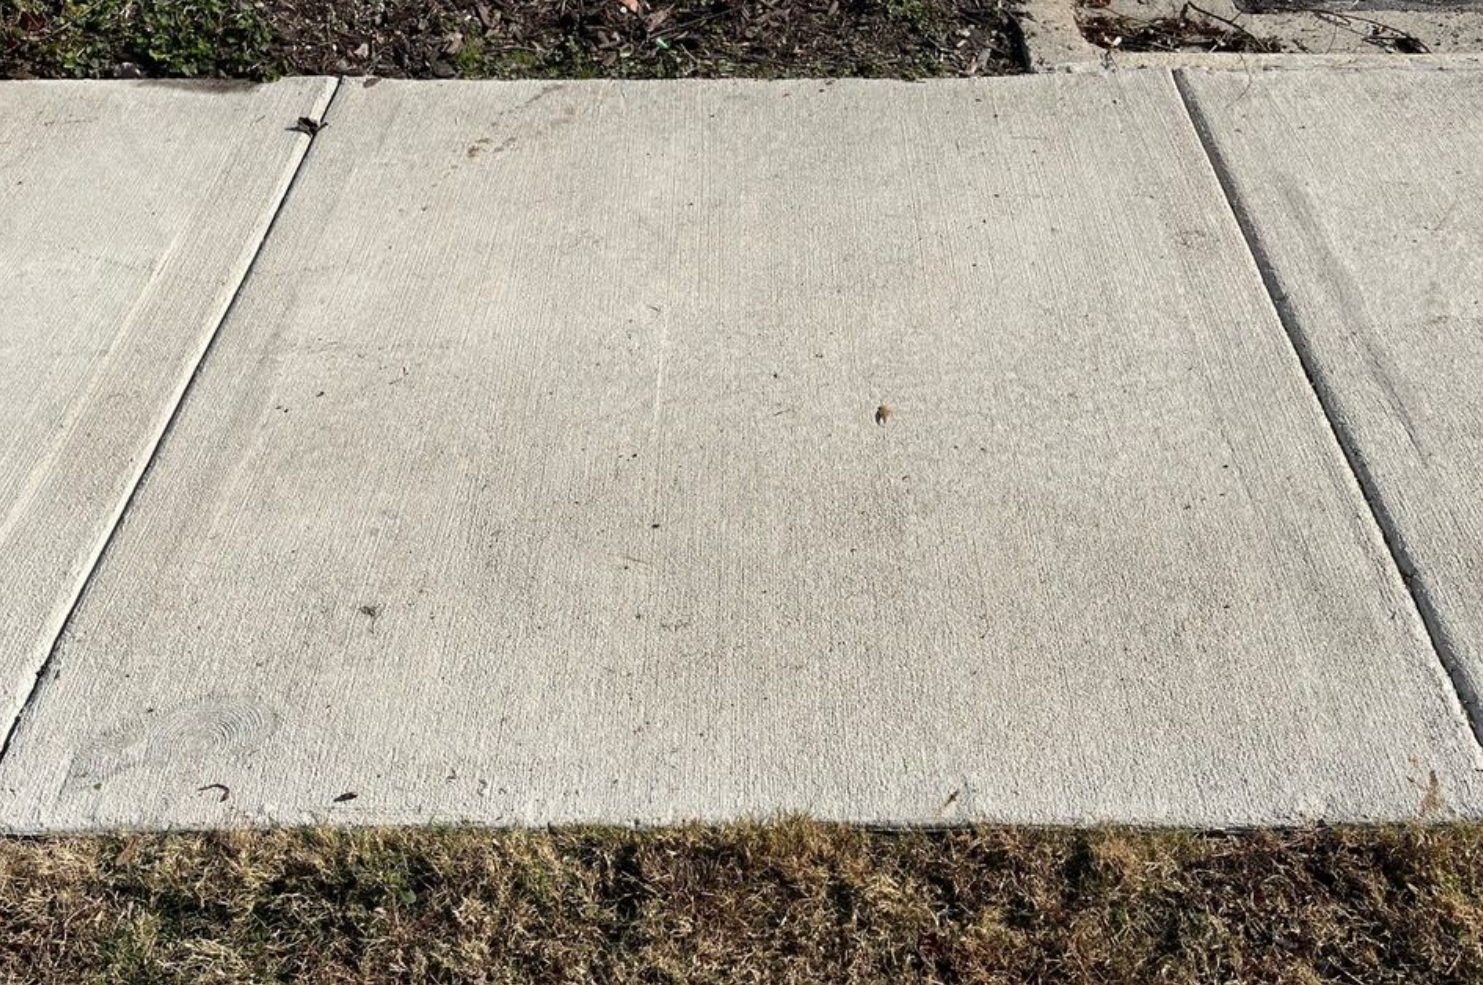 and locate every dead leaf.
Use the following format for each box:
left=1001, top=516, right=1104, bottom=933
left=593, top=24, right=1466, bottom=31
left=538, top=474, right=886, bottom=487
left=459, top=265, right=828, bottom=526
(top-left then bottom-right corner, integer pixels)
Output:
left=1420, top=770, right=1445, bottom=816
left=115, top=838, right=145, bottom=867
